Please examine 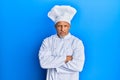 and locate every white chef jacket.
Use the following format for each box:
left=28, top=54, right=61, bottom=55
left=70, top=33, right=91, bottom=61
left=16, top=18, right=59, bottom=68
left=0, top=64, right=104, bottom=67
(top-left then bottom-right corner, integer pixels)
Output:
left=39, top=33, right=85, bottom=80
